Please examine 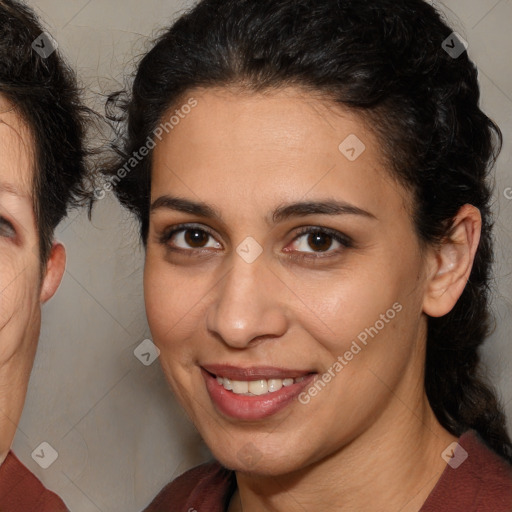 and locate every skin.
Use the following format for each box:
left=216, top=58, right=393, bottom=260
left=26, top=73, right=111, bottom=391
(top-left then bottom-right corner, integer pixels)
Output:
left=144, top=86, right=481, bottom=511
left=0, top=95, right=66, bottom=466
